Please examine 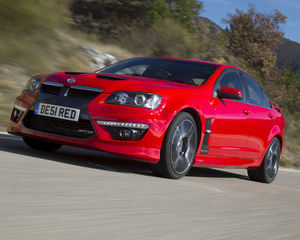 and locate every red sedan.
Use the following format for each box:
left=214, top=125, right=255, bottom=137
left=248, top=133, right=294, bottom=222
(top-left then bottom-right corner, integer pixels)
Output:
left=8, top=57, right=285, bottom=183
